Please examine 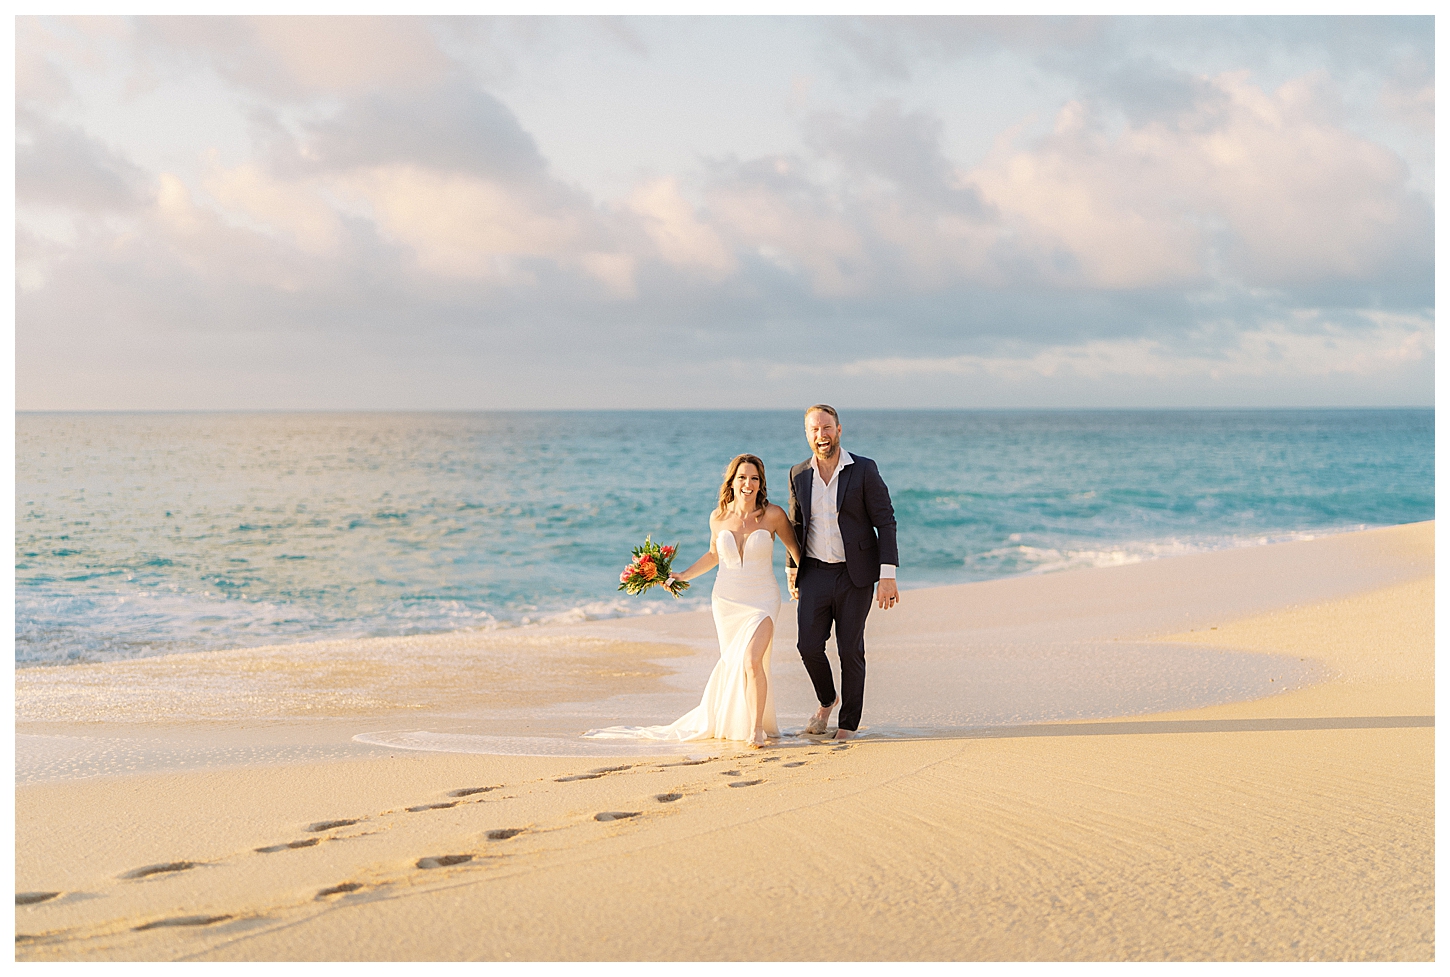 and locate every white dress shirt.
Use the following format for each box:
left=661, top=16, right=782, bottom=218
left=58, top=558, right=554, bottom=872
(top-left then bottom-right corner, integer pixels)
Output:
left=806, top=450, right=896, bottom=579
